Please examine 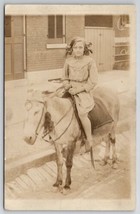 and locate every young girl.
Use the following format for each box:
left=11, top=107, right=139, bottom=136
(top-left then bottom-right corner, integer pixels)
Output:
left=62, top=37, right=98, bottom=152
